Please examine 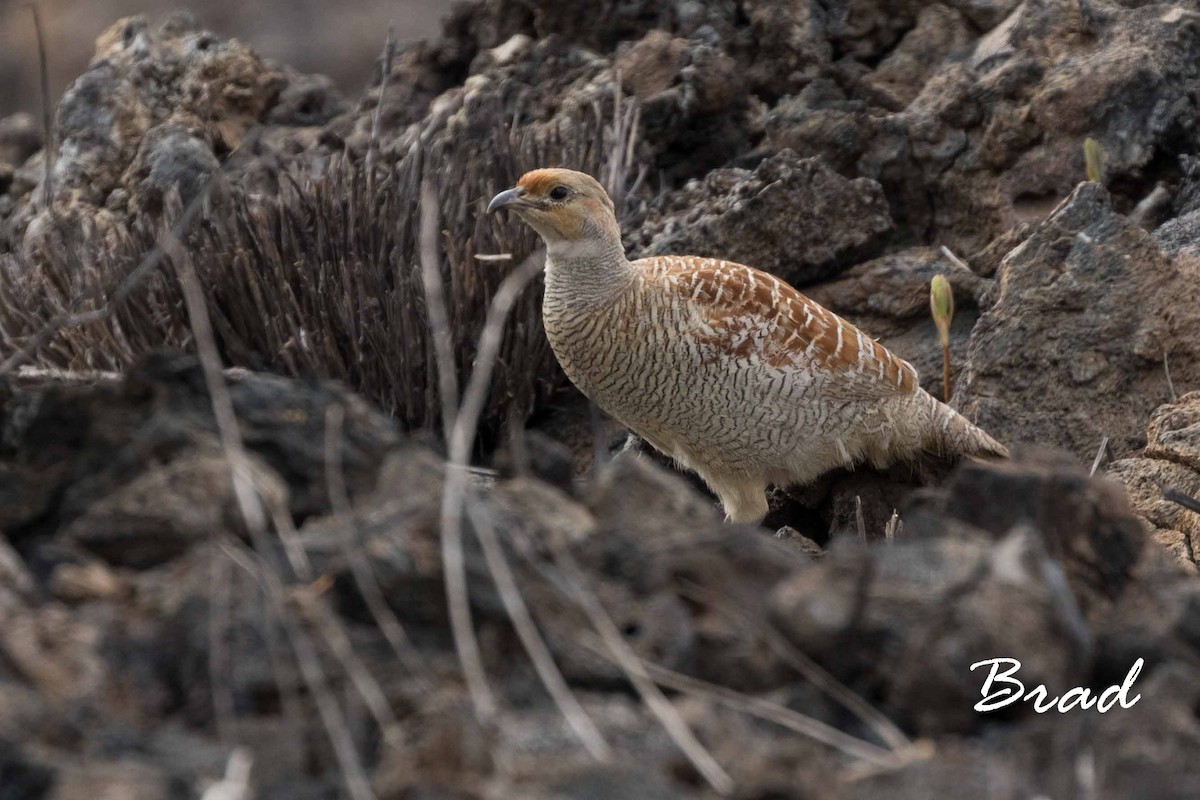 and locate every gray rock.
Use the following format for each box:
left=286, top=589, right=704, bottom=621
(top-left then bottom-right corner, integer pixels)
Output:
left=957, top=183, right=1200, bottom=461
left=632, top=150, right=894, bottom=286
left=0, top=112, right=41, bottom=169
